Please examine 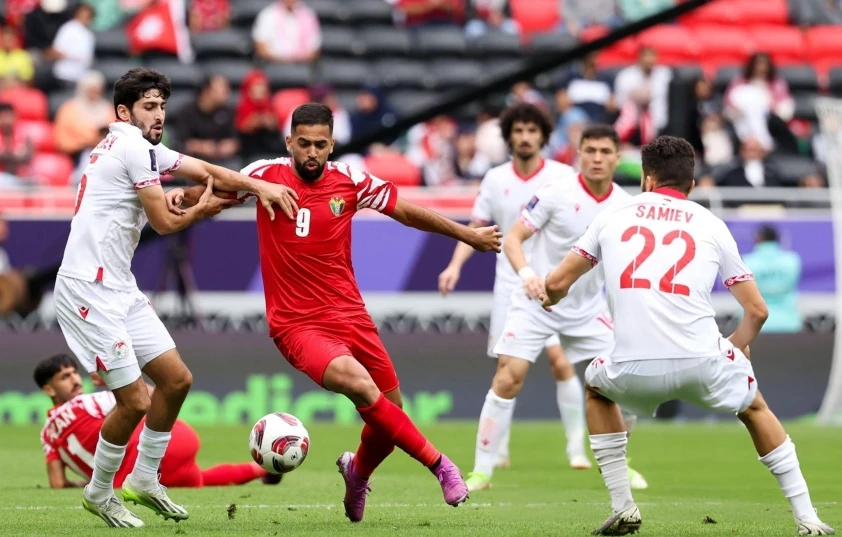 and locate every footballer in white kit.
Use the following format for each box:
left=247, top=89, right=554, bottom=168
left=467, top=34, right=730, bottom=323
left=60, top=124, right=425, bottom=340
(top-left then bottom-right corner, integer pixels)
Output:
left=542, top=136, right=834, bottom=536
left=53, top=68, right=298, bottom=529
